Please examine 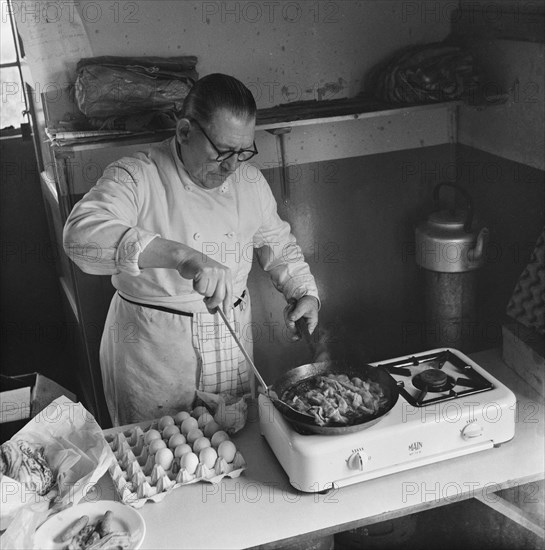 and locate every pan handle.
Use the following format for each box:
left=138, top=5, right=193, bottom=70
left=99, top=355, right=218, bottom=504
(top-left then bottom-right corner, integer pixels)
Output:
left=295, top=317, right=314, bottom=354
